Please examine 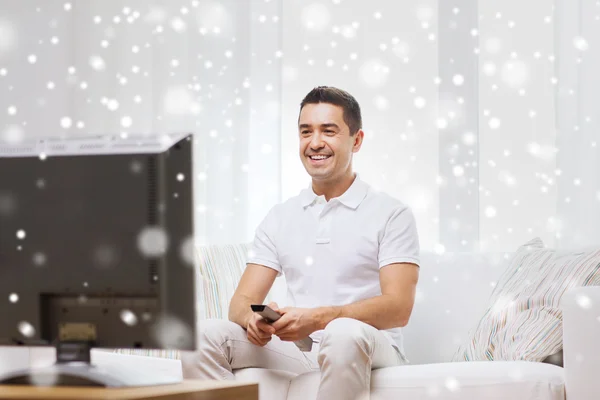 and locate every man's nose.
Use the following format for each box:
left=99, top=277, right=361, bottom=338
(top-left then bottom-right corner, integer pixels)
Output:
left=310, top=132, right=324, bottom=149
